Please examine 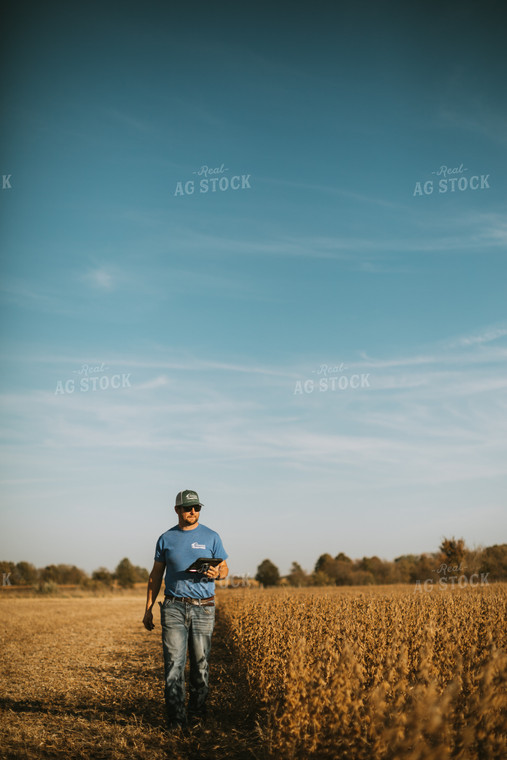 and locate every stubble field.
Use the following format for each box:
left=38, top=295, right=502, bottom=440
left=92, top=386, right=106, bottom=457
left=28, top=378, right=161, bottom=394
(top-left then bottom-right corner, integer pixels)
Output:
left=0, top=584, right=506, bottom=759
